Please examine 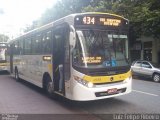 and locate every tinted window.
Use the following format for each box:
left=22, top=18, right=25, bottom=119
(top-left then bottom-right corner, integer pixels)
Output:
left=14, top=40, right=21, bottom=55
left=142, top=62, right=152, bottom=68
left=42, top=30, right=52, bottom=54
left=134, top=61, right=141, bottom=67
left=24, top=38, right=32, bottom=54
left=53, top=25, right=70, bottom=80
left=19, top=39, right=23, bottom=55
left=32, top=34, right=42, bottom=54
left=73, top=30, right=129, bottom=68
